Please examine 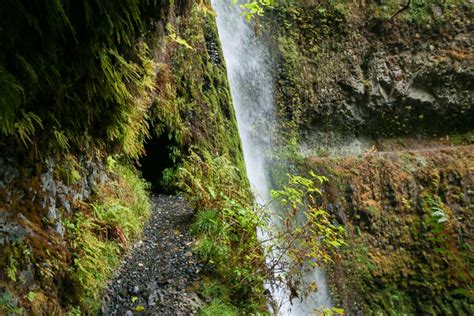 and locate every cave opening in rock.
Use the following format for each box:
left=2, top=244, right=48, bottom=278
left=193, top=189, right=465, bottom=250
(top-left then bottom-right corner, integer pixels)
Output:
left=137, top=130, right=176, bottom=194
